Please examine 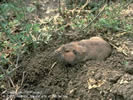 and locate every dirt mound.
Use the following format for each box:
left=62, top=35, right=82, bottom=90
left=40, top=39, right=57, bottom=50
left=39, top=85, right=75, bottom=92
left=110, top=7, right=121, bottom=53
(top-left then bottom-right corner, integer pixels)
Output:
left=7, top=33, right=133, bottom=100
